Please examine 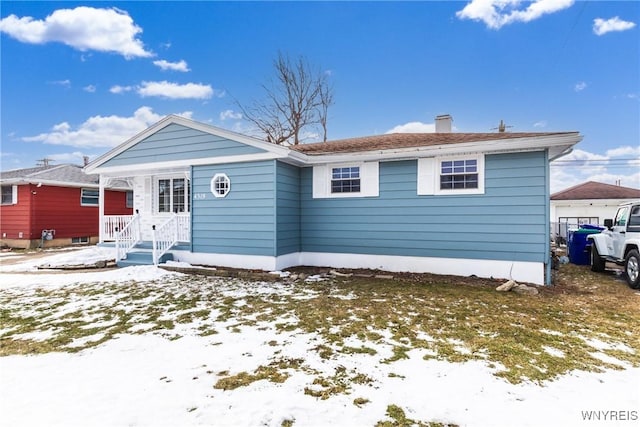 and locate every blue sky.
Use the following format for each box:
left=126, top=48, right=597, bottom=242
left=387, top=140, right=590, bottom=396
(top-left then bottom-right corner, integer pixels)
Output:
left=1, top=0, right=638, bottom=192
